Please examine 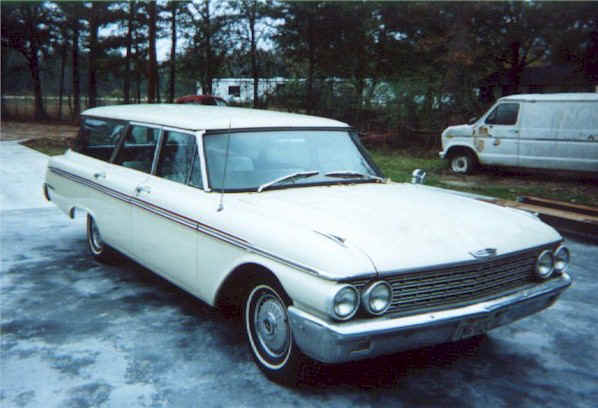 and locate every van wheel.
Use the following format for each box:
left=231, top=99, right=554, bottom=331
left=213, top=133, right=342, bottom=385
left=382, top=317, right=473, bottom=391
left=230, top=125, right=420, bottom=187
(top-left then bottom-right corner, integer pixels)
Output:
left=449, top=151, right=476, bottom=174
left=244, top=278, right=310, bottom=385
left=86, top=215, right=115, bottom=263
